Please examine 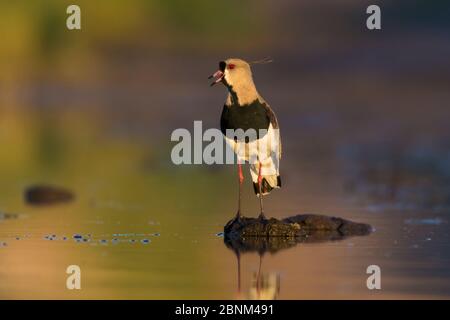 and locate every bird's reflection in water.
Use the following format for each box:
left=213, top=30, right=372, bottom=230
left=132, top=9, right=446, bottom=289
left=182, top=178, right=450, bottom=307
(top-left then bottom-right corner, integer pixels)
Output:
left=248, top=256, right=280, bottom=300
left=224, top=229, right=371, bottom=299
